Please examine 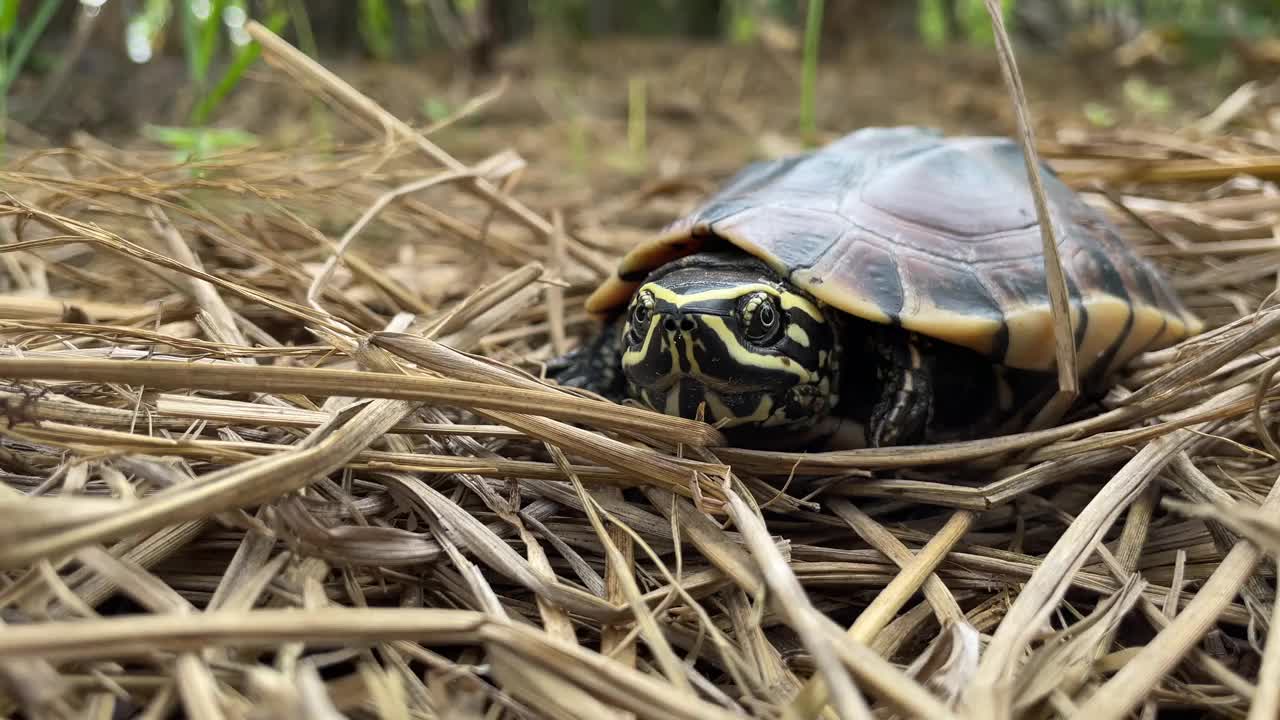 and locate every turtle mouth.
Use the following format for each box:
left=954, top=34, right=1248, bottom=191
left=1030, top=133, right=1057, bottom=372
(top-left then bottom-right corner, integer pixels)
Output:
left=624, top=344, right=833, bottom=429
left=643, top=378, right=776, bottom=428
left=647, top=369, right=775, bottom=395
